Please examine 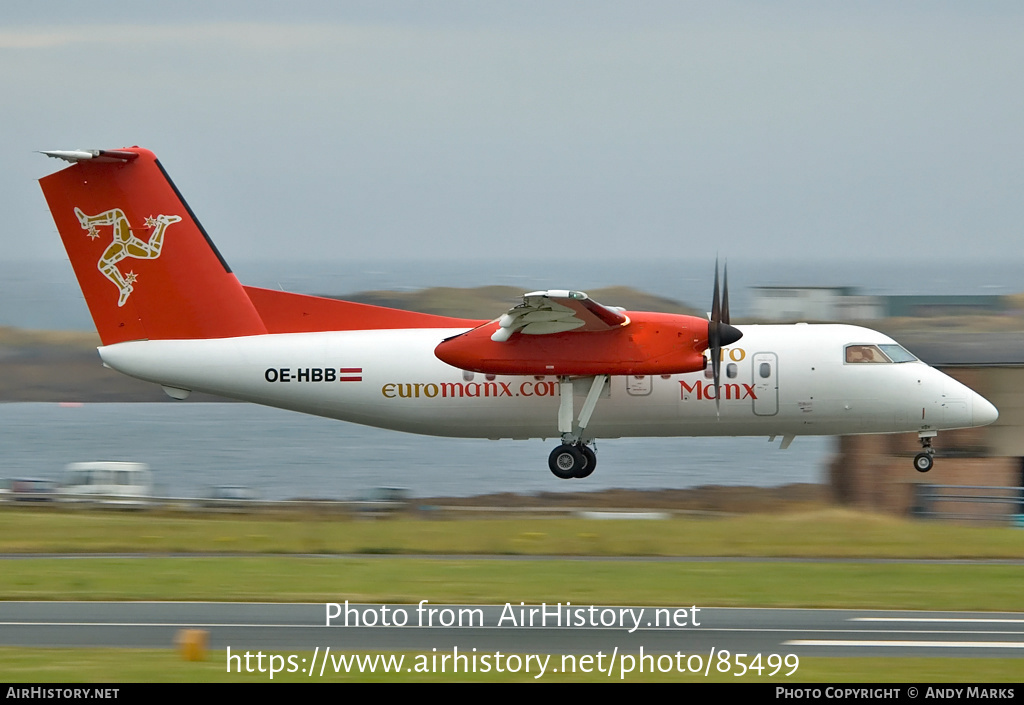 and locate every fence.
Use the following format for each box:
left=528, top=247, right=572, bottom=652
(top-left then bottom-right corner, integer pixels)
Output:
left=913, top=484, right=1024, bottom=525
